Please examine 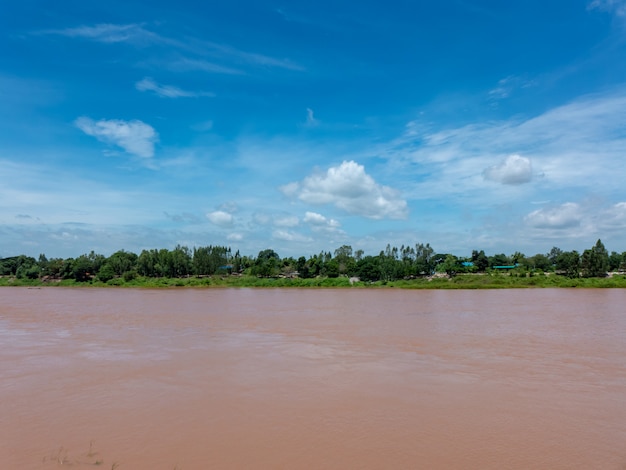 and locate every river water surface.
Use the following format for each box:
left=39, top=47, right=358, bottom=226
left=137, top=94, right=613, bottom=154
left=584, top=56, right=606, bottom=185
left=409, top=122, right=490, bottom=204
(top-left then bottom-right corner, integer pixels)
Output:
left=1, top=287, right=625, bottom=469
